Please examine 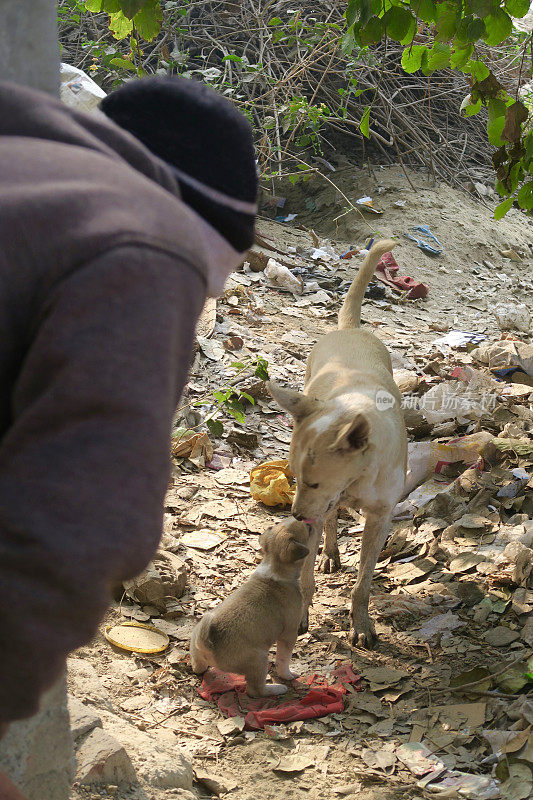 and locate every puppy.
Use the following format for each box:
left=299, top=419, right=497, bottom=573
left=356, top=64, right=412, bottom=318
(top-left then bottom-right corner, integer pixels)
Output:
left=268, top=240, right=407, bottom=648
left=189, top=517, right=310, bottom=697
